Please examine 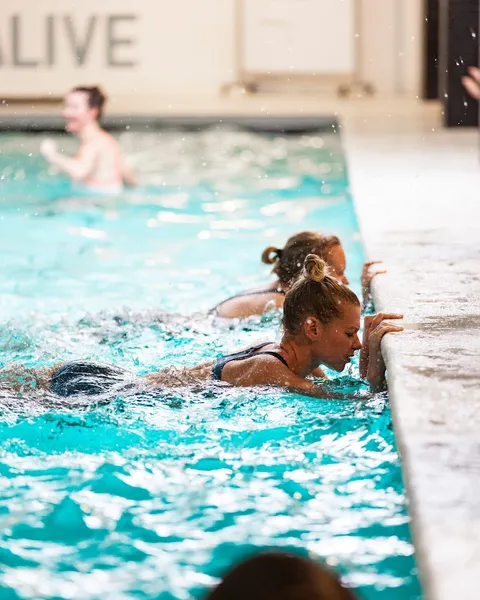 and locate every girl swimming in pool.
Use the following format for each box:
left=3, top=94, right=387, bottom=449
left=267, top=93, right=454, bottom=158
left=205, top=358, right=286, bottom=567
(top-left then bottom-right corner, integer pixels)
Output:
left=212, top=231, right=384, bottom=318
left=1, top=255, right=402, bottom=400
